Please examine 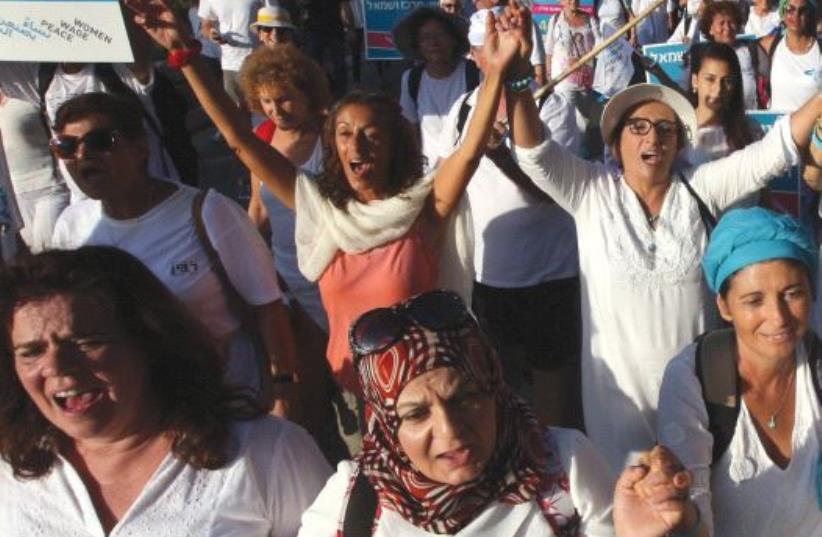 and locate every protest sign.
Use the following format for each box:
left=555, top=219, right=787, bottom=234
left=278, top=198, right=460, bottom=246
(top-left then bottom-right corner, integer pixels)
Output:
left=747, top=111, right=805, bottom=218
left=642, top=42, right=688, bottom=90
left=0, top=0, right=133, bottom=62
left=363, top=0, right=439, bottom=60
